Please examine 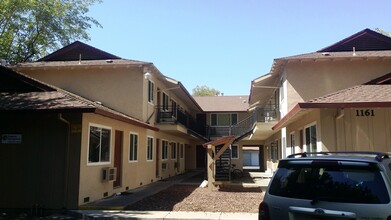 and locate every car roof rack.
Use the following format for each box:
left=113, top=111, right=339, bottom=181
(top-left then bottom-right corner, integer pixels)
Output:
left=287, top=151, right=389, bottom=162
